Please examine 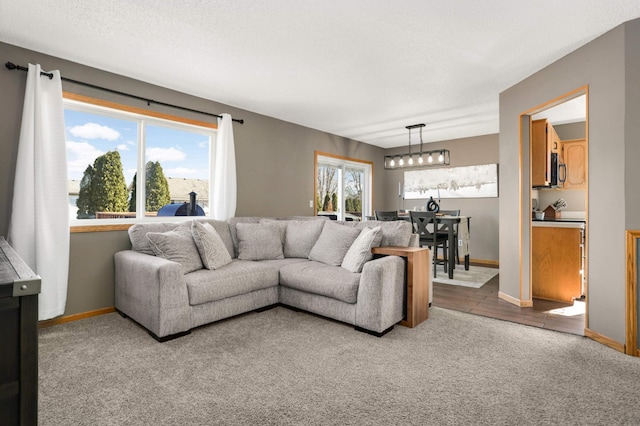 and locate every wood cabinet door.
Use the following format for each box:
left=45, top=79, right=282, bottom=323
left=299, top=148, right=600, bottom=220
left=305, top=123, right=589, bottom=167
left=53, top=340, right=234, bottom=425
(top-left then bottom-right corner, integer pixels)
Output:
left=531, top=119, right=548, bottom=187
left=532, top=227, right=582, bottom=303
left=562, top=139, right=587, bottom=190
